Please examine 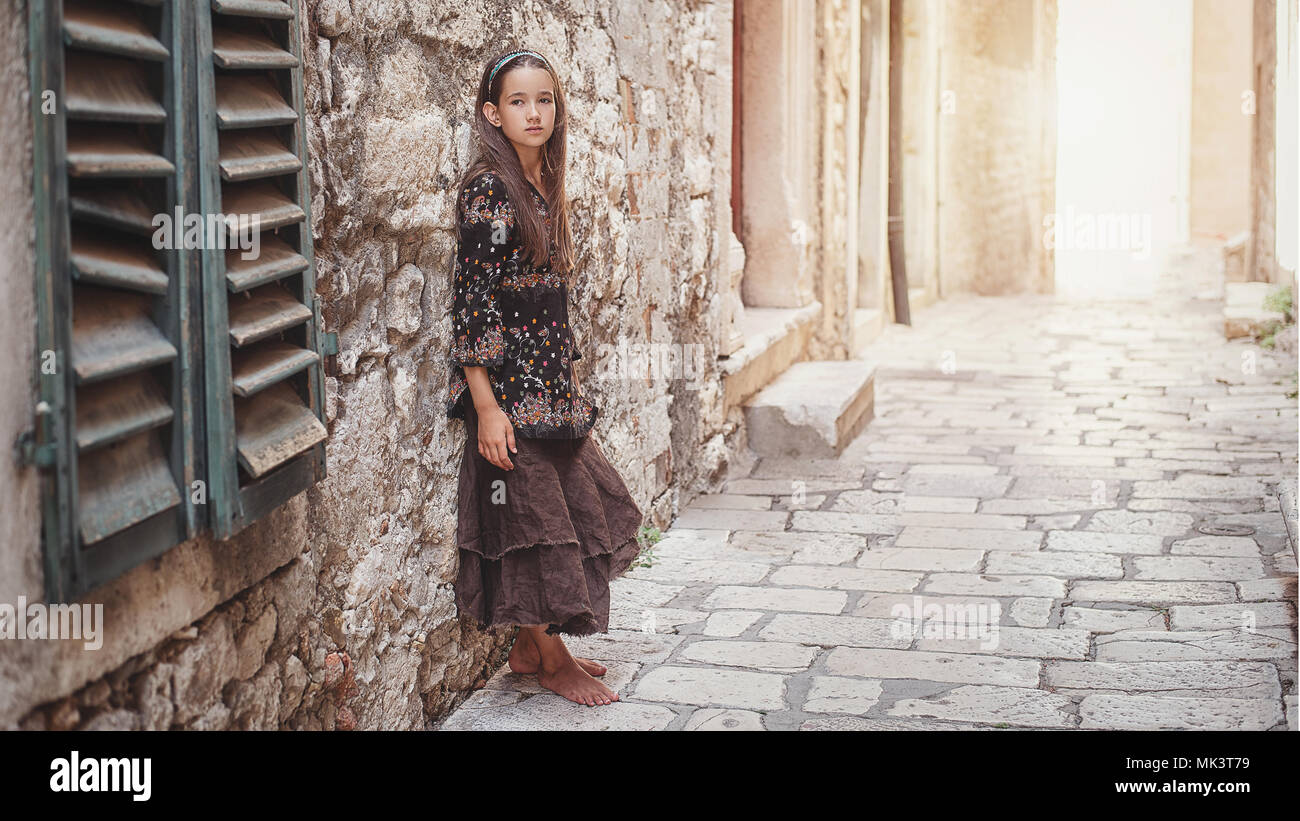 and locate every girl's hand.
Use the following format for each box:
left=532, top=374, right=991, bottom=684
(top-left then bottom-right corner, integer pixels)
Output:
left=477, top=406, right=517, bottom=470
